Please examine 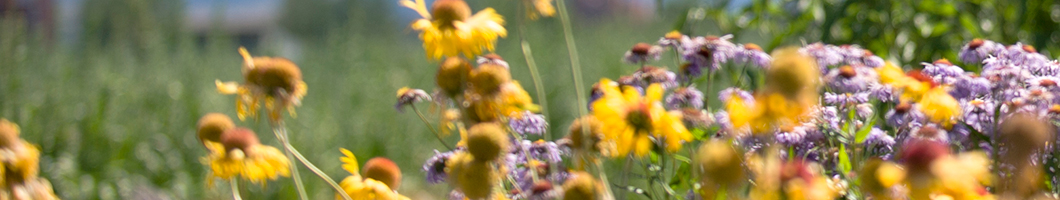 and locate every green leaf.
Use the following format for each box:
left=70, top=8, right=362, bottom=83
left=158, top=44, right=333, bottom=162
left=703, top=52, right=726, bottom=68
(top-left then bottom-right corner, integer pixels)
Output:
left=854, top=117, right=876, bottom=144
left=673, top=154, right=692, bottom=164
left=838, top=144, right=852, bottom=174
